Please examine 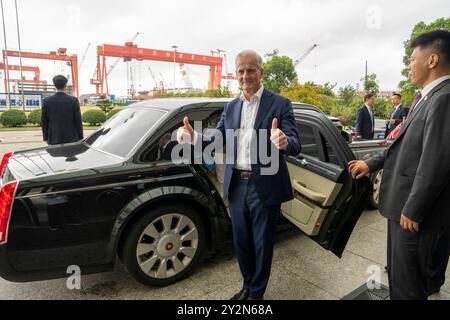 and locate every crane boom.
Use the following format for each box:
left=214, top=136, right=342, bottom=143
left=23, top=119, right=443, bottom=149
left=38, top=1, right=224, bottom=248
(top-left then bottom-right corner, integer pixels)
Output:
left=148, top=67, right=158, bottom=87
left=106, top=32, right=140, bottom=76
left=78, top=43, right=91, bottom=71
left=294, top=44, right=319, bottom=66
